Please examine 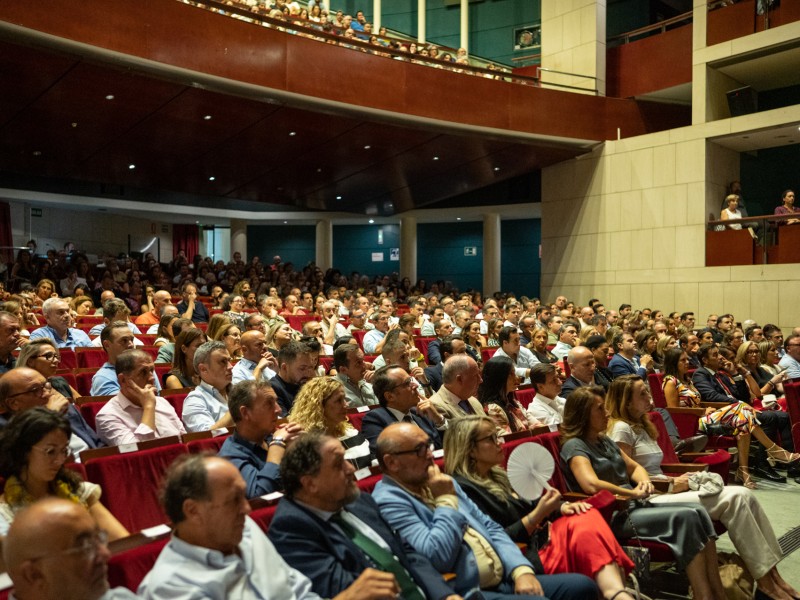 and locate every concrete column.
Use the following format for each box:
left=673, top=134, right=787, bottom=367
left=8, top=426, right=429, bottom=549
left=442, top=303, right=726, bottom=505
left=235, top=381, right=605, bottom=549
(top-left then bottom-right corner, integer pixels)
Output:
left=483, top=213, right=501, bottom=297
left=373, top=0, right=381, bottom=31
left=400, top=217, right=417, bottom=284
left=230, top=219, right=247, bottom=262
left=540, top=0, right=606, bottom=95
left=460, top=0, right=468, bottom=52
left=316, top=219, right=333, bottom=271
left=417, top=0, right=426, bottom=44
